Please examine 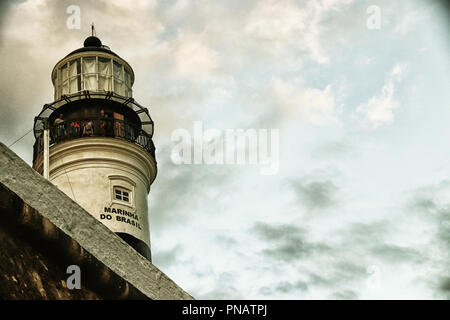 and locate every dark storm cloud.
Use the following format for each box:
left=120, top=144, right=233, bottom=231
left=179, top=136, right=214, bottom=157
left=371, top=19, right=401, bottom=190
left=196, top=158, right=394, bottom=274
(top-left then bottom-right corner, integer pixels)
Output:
left=408, top=181, right=450, bottom=245
left=413, top=198, right=450, bottom=238
left=305, top=261, right=367, bottom=290
left=0, top=1, right=26, bottom=42
left=215, top=234, right=238, bottom=247
left=252, top=222, right=330, bottom=262
left=370, top=244, right=422, bottom=264
left=437, top=0, right=450, bottom=24
left=343, top=221, right=390, bottom=246
left=291, top=179, right=338, bottom=210
left=257, top=259, right=368, bottom=298
left=333, top=261, right=368, bottom=281
left=251, top=220, right=378, bottom=299
left=148, top=144, right=235, bottom=228
left=0, top=1, right=14, bottom=21
left=199, top=272, right=243, bottom=299
left=259, top=280, right=308, bottom=296
left=252, top=223, right=308, bottom=242
left=332, top=289, right=358, bottom=300
left=409, top=196, right=438, bottom=214
left=0, top=0, right=87, bottom=145
left=274, top=280, right=308, bottom=293
left=339, top=220, right=423, bottom=264
left=303, top=261, right=367, bottom=299
left=307, top=272, right=330, bottom=287
left=152, top=244, right=182, bottom=269
left=201, top=286, right=242, bottom=300
left=407, top=180, right=450, bottom=297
